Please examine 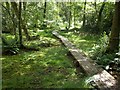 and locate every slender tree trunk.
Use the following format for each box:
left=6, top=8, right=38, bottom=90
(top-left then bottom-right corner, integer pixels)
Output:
left=22, top=2, right=30, bottom=40
left=12, top=9, right=17, bottom=39
left=68, top=1, right=71, bottom=29
left=82, top=0, right=86, bottom=28
left=97, top=0, right=106, bottom=33
left=62, top=2, right=69, bottom=30
left=11, top=2, right=18, bottom=17
left=43, top=1, right=47, bottom=19
left=94, top=0, right=97, bottom=14
left=42, top=0, right=47, bottom=28
left=10, top=3, right=17, bottom=38
left=74, top=6, right=75, bottom=27
left=5, top=2, right=16, bottom=36
left=11, top=2, right=30, bottom=40
left=107, top=1, right=120, bottom=53
left=18, top=2, right=23, bottom=48
left=6, top=2, right=10, bottom=14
